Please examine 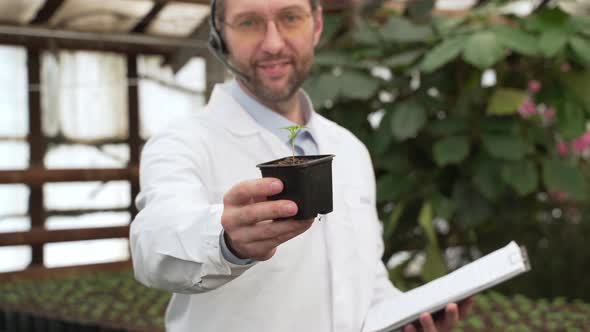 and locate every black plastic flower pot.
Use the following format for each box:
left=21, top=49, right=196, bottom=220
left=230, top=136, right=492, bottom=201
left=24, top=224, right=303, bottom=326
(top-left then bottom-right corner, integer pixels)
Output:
left=257, top=154, right=335, bottom=220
